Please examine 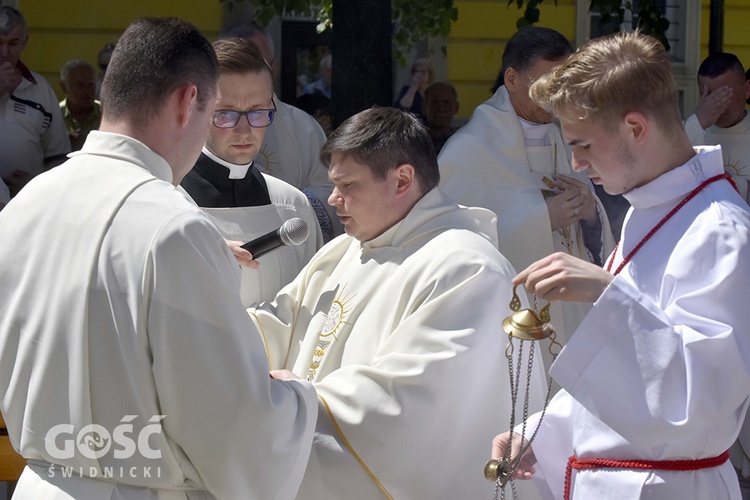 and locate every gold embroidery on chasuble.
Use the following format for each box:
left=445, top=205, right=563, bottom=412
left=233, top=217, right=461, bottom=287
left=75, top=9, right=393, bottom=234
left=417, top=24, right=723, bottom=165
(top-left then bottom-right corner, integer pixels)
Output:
left=725, top=155, right=748, bottom=179
left=307, top=284, right=356, bottom=381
